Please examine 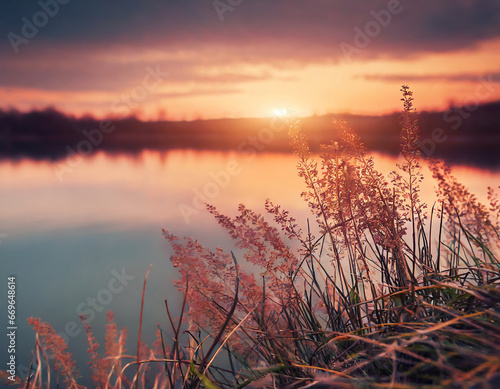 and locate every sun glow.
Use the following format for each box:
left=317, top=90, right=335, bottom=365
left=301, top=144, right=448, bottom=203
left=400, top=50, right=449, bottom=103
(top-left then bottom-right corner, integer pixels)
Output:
left=272, top=108, right=289, bottom=117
